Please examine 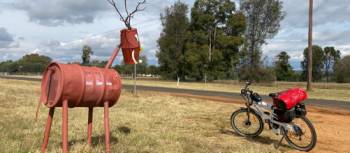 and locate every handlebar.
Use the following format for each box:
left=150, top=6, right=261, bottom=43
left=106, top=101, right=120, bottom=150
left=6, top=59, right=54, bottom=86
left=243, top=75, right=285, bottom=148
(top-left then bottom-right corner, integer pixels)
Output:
left=242, top=80, right=252, bottom=94
left=241, top=81, right=253, bottom=104
left=244, top=80, right=251, bottom=89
